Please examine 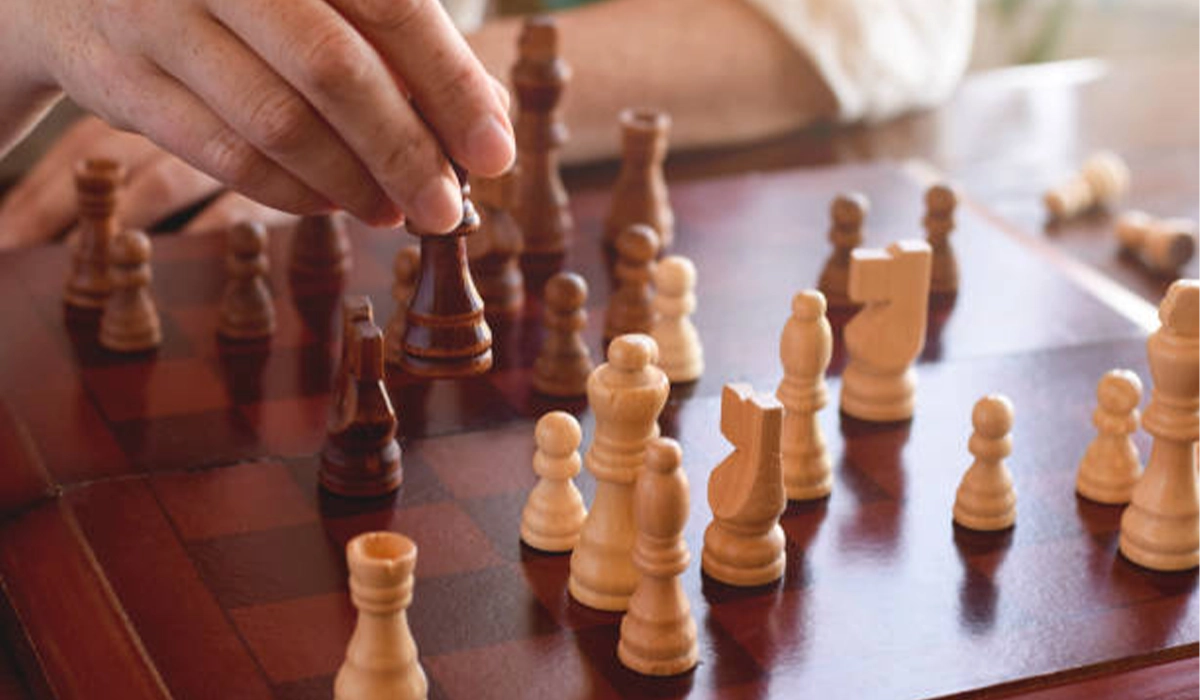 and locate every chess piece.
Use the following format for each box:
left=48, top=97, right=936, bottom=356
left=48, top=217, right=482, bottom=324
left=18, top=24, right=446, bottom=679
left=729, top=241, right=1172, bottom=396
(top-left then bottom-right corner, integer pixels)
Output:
left=605, top=109, right=674, bottom=250
left=924, top=183, right=960, bottom=296
left=218, top=221, right=276, bottom=341
left=401, top=170, right=493, bottom=379
left=521, top=411, right=587, bottom=552
left=512, top=15, right=573, bottom=286
left=569, top=334, right=669, bottom=611
left=1044, top=151, right=1130, bottom=220
left=816, top=193, right=867, bottom=309
left=1119, top=280, right=1199, bottom=571
left=840, top=240, right=932, bottom=422
left=650, top=256, right=703, bottom=384
left=289, top=213, right=351, bottom=283
left=334, top=532, right=427, bottom=700
left=336, top=296, right=375, bottom=406
left=604, top=224, right=659, bottom=341
left=99, top=230, right=162, bottom=352
left=65, top=158, right=123, bottom=313
left=1115, top=211, right=1197, bottom=275
left=320, top=319, right=403, bottom=497
left=617, top=438, right=698, bottom=677
left=1076, top=369, right=1143, bottom=504
left=702, top=384, right=786, bottom=586
left=384, top=248, right=421, bottom=367
left=532, top=272, right=595, bottom=397
left=777, top=290, right=833, bottom=501
left=953, top=395, right=1017, bottom=531
left=468, top=170, right=524, bottom=317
